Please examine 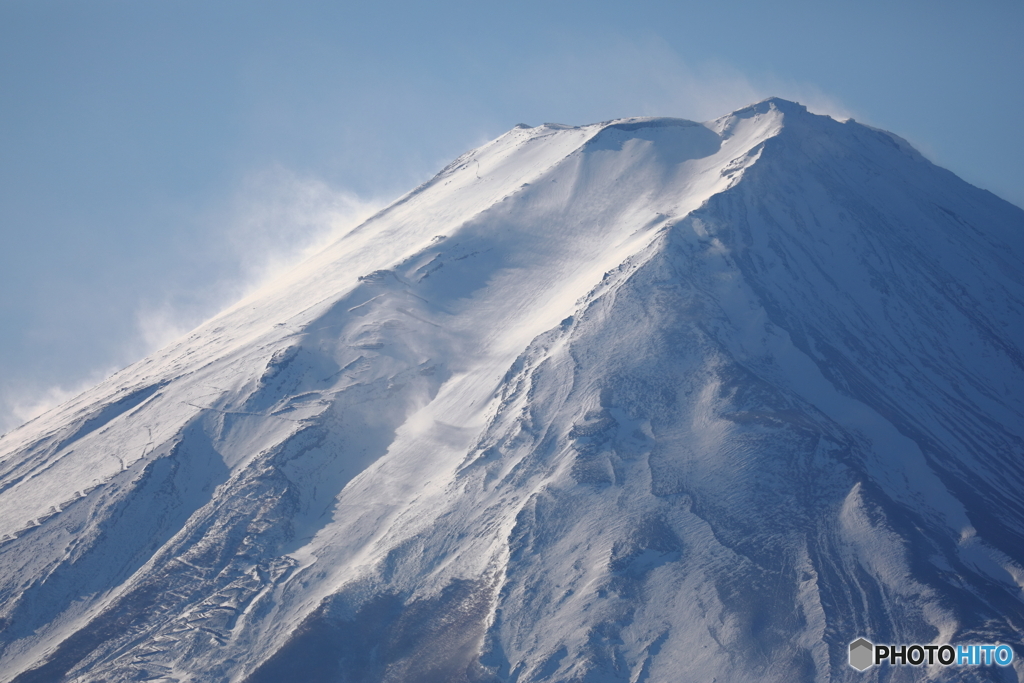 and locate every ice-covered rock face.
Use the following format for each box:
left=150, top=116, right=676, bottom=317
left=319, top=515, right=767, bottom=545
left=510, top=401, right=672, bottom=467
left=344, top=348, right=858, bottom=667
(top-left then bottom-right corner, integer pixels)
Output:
left=1, top=99, right=1023, bottom=683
